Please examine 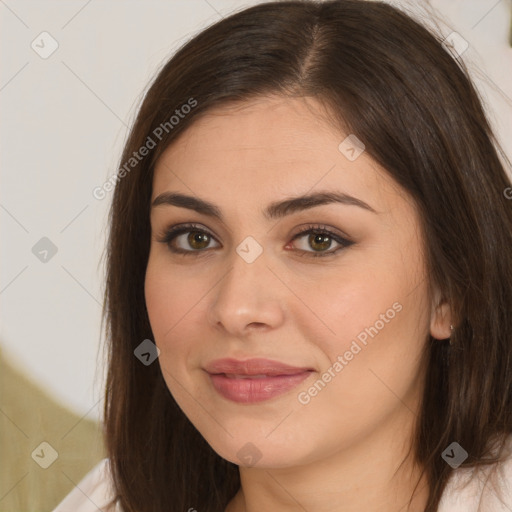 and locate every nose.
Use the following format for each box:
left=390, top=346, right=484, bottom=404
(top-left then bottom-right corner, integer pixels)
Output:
left=207, top=245, right=286, bottom=337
